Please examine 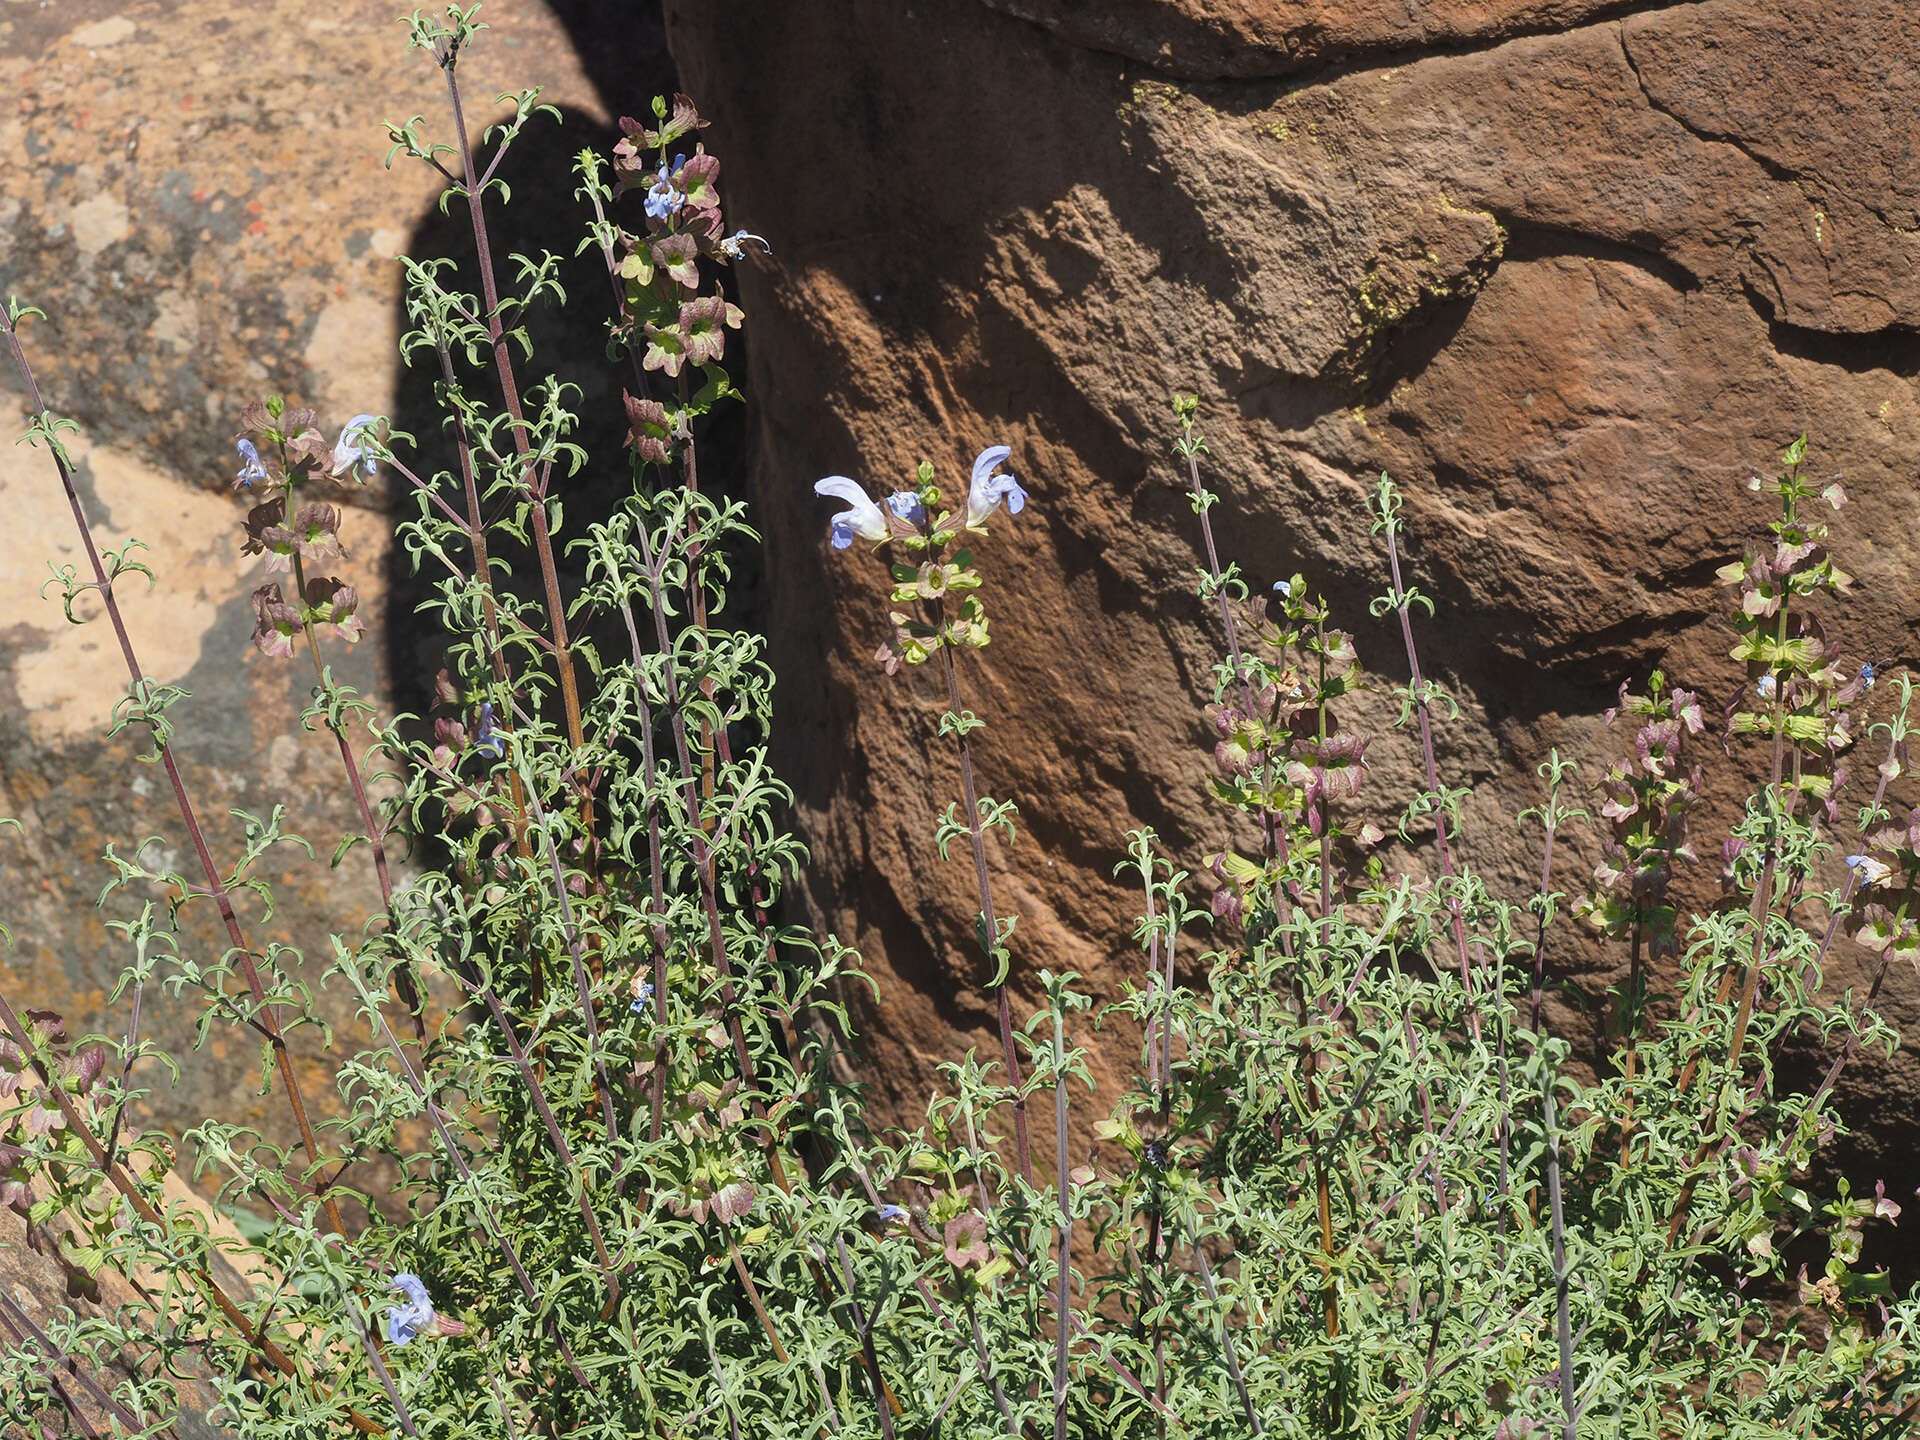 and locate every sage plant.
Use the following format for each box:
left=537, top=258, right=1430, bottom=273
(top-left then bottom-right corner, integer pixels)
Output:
left=2, top=8, right=1919, bottom=1440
